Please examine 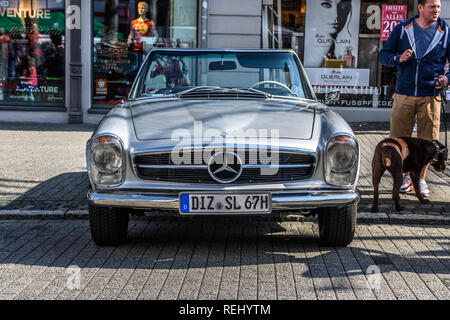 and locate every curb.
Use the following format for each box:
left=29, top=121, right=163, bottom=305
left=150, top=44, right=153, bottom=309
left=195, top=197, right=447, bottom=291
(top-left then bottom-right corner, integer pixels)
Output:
left=357, top=212, right=450, bottom=225
left=1, top=209, right=449, bottom=225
